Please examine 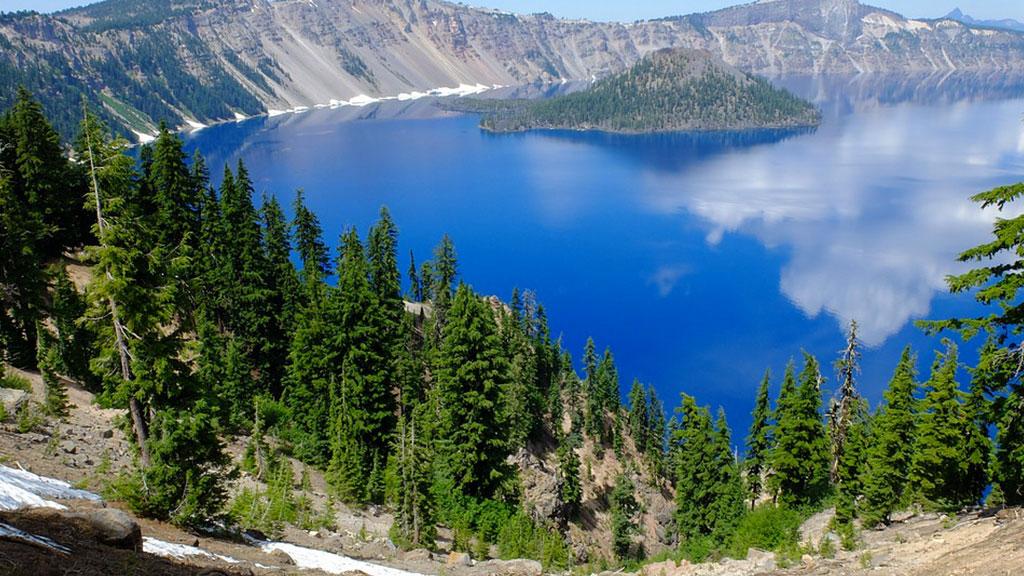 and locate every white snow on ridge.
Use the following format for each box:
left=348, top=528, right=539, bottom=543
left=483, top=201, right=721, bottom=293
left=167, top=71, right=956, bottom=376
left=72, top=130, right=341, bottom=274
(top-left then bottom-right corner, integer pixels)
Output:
left=261, top=542, right=425, bottom=576
left=268, top=82, right=504, bottom=117
left=185, top=119, right=207, bottom=131
left=133, top=130, right=156, bottom=144
left=234, top=112, right=248, bottom=121
left=0, top=465, right=101, bottom=512
left=143, top=537, right=240, bottom=564
left=348, top=94, right=381, bottom=106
